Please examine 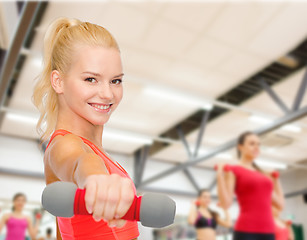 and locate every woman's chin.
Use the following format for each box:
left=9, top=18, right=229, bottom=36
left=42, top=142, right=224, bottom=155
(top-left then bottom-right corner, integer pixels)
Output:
left=200, top=204, right=209, bottom=208
left=87, top=117, right=110, bottom=126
